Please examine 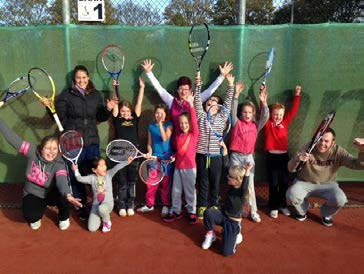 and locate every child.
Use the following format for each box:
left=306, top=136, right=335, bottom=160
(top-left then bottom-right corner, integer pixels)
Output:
left=194, top=73, right=235, bottom=219
left=137, top=103, right=174, bottom=217
left=0, top=118, right=82, bottom=230
left=163, top=73, right=199, bottom=224
left=112, top=77, right=145, bottom=217
left=201, top=163, right=253, bottom=256
left=264, top=86, right=301, bottom=218
left=73, top=157, right=131, bottom=233
left=229, top=83, right=269, bottom=223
